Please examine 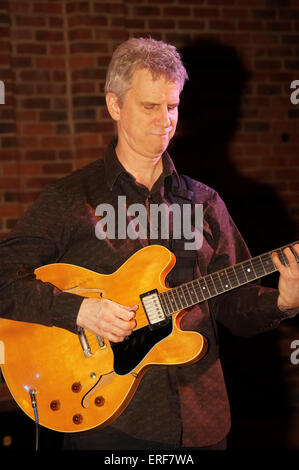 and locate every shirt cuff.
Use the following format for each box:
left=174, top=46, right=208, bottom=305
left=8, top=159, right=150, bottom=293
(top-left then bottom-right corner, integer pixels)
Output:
left=51, top=290, right=84, bottom=334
